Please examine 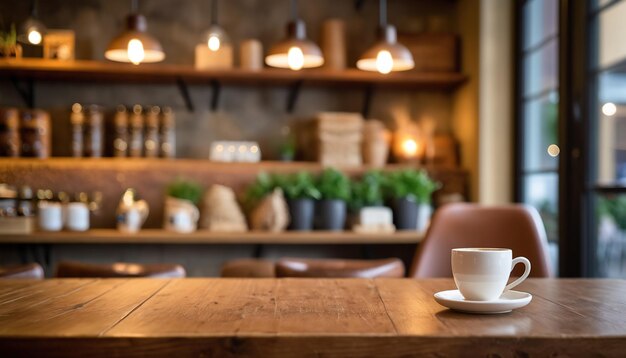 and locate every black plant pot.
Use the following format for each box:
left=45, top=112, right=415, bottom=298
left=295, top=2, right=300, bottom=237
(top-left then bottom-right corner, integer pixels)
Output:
left=391, top=197, right=418, bottom=231
left=315, top=199, right=347, bottom=231
left=287, top=198, right=315, bottom=231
